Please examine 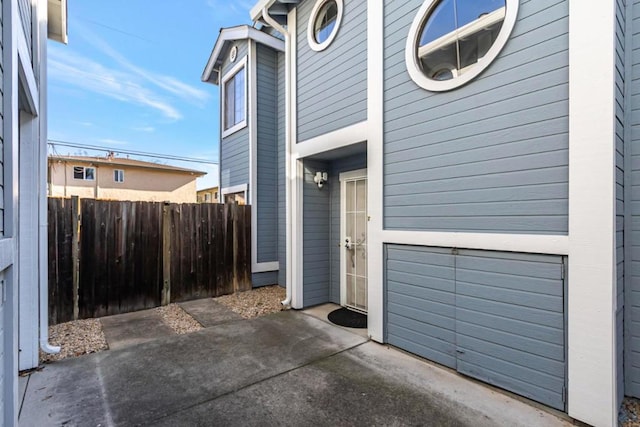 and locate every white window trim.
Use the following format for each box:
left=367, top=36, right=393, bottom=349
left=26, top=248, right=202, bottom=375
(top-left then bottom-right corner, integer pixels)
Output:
left=307, top=0, right=343, bottom=52
left=405, top=0, right=519, bottom=92
left=221, top=55, right=248, bottom=138
left=73, top=165, right=95, bottom=181
left=114, top=169, right=124, bottom=183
